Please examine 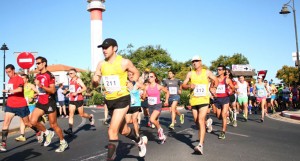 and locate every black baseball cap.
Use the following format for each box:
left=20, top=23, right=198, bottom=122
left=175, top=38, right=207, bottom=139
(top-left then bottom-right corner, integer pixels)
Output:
left=97, top=38, right=118, bottom=49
